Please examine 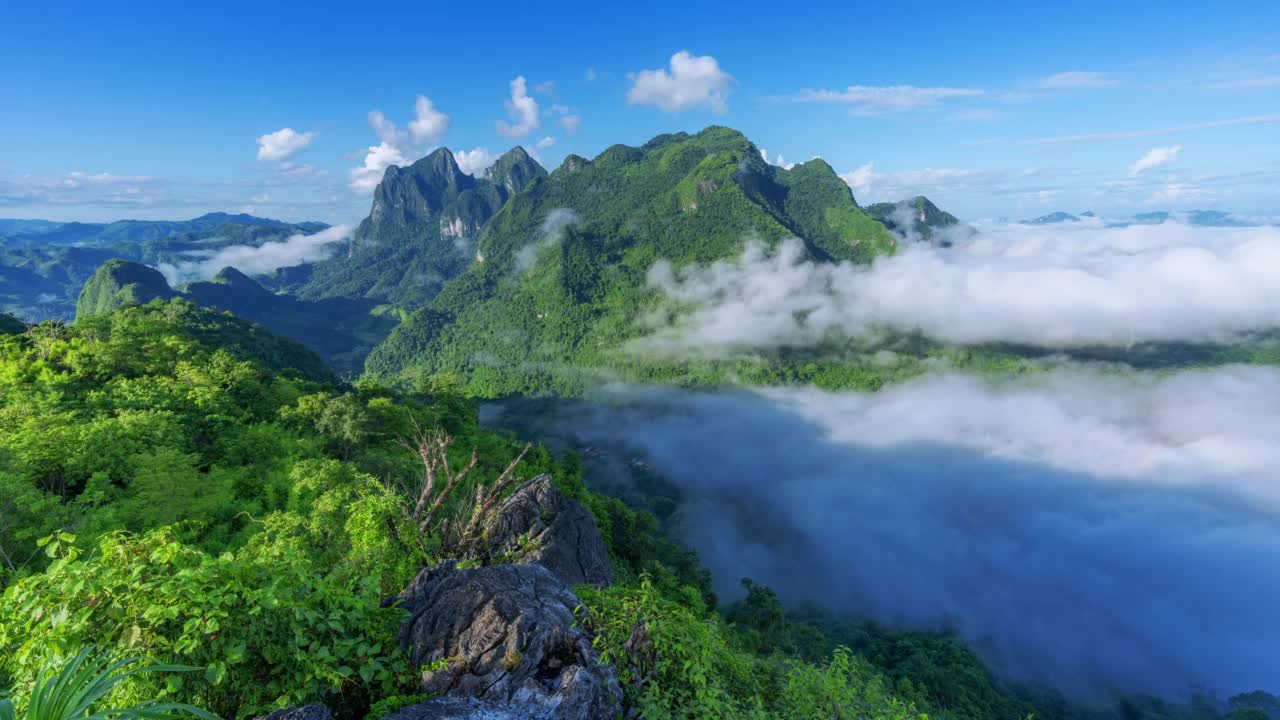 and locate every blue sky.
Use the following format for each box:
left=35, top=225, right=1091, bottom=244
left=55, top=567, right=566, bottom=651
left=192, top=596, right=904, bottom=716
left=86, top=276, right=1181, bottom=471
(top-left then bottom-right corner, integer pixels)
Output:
left=1, top=0, right=1278, bottom=223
